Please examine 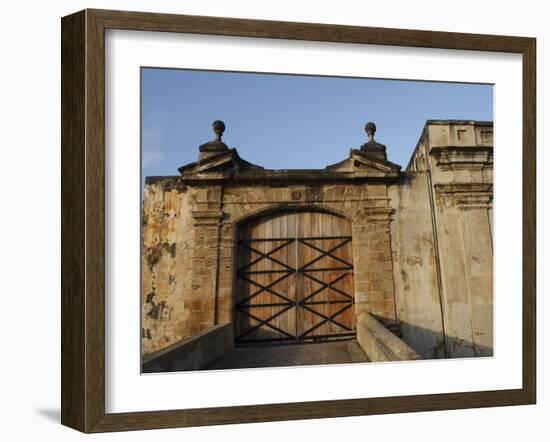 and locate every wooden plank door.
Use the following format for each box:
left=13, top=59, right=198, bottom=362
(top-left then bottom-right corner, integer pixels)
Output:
left=235, top=210, right=355, bottom=345
left=295, top=211, right=355, bottom=341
